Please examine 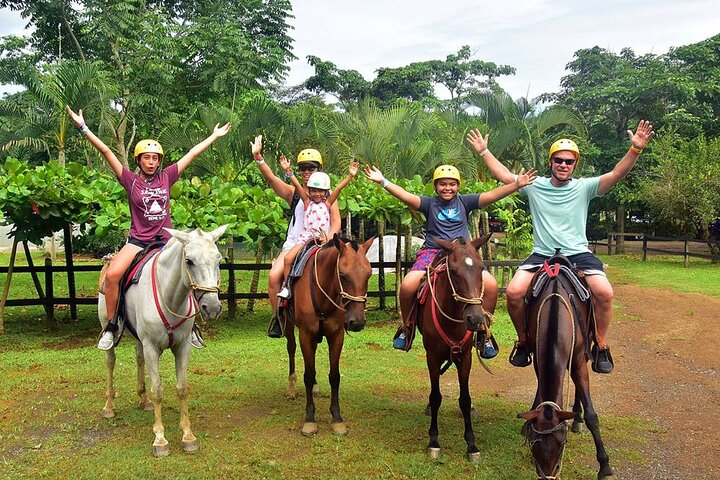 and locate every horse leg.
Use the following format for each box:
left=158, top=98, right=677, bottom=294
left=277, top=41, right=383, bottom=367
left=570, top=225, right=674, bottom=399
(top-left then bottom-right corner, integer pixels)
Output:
left=457, top=353, right=480, bottom=462
left=572, top=363, right=613, bottom=479
left=327, top=330, right=347, bottom=435
left=144, top=345, right=169, bottom=457
left=285, top=322, right=298, bottom=400
left=426, top=357, right=442, bottom=459
left=299, top=330, right=319, bottom=436
left=101, top=348, right=116, bottom=418
left=135, top=340, right=152, bottom=411
left=571, top=388, right=584, bottom=433
left=173, top=344, right=198, bottom=454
